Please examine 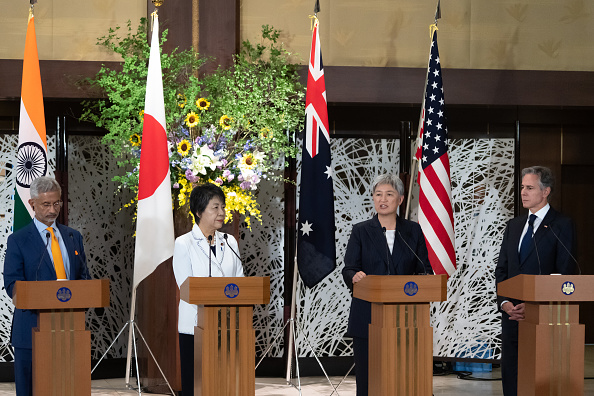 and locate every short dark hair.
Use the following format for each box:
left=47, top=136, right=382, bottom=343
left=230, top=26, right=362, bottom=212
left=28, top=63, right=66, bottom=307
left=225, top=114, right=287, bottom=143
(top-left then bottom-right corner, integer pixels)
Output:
left=189, top=183, right=226, bottom=224
left=522, top=166, right=554, bottom=193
